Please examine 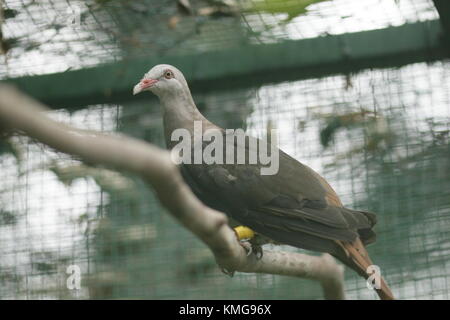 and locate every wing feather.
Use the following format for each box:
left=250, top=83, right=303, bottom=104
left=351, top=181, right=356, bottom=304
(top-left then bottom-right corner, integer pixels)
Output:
left=181, top=130, right=377, bottom=248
